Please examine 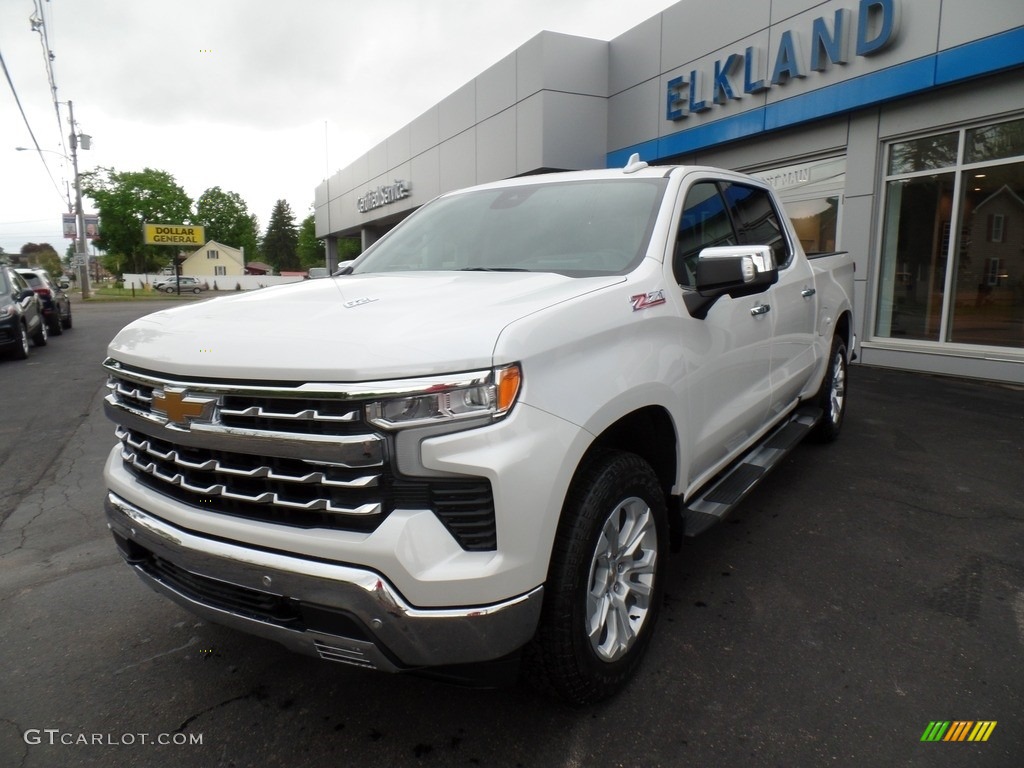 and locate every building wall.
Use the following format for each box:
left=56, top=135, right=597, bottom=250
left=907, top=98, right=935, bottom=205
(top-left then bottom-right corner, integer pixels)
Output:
left=315, top=31, right=609, bottom=241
